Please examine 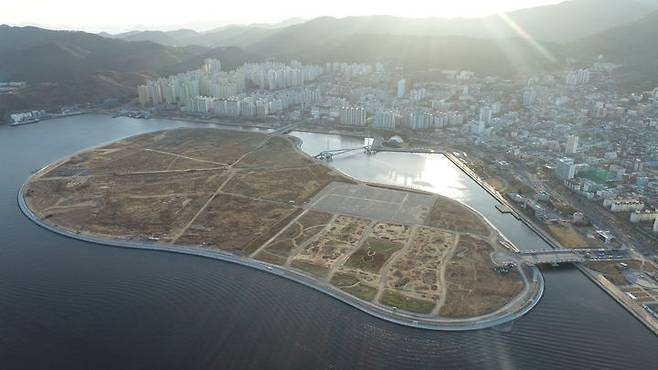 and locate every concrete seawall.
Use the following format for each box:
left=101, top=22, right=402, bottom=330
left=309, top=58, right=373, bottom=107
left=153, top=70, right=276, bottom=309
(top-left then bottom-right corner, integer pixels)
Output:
left=577, top=265, right=658, bottom=336
left=18, top=185, right=544, bottom=331
left=18, top=142, right=544, bottom=332
left=444, top=152, right=565, bottom=251
left=444, top=151, right=658, bottom=336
